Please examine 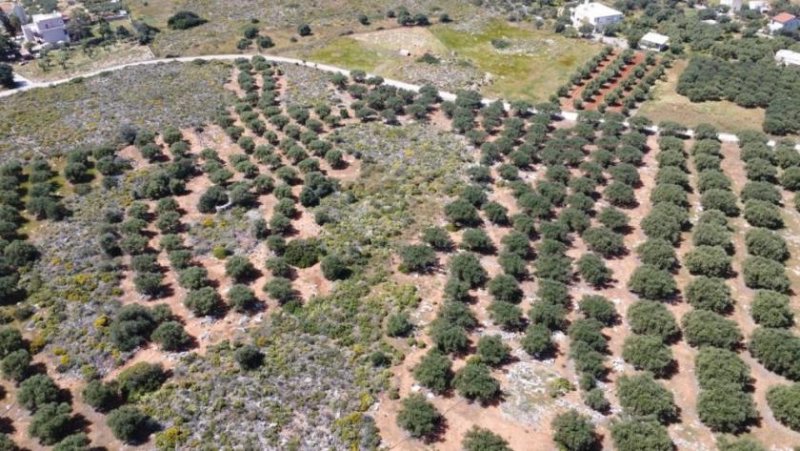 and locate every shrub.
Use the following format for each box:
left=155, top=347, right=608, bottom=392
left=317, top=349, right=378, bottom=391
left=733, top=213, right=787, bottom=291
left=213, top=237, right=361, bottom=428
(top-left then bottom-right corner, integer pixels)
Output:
left=767, top=383, right=800, bottom=432
left=1, top=349, right=30, bottom=382
left=780, top=166, right=800, bottom=191
left=743, top=200, right=783, bottom=229
left=530, top=300, right=567, bottom=331
left=684, top=245, right=732, bottom=278
left=151, top=322, right=191, bottom=351
left=698, top=387, right=757, bottom=432
left=454, top=361, right=500, bottom=403
left=488, top=301, right=524, bottom=331
left=651, top=183, right=688, bottom=208
left=584, top=387, right=610, bottom=412
left=82, top=380, right=118, bottom=412
left=184, top=287, right=223, bottom=316
left=449, top=253, right=487, bottom=288
left=579, top=295, right=616, bottom=326
left=227, top=284, right=258, bottom=313
left=627, top=265, right=676, bottom=300
left=235, top=345, right=264, bottom=370
left=263, top=277, right=296, bottom=304
left=751, top=290, right=793, bottom=328
left=107, top=406, right=149, bottom=443
left=386, top=313, right=413, bottom=337
left=692, top=222, right=733, bottom=252
left=225, top=255, right=258, bottom=282
left=682, top=310, right=742, bottom=349
left=696, top=347, right=750, bottom=389
left=576, top=253, right=612, bottom=287
left=53, top=433, right=91, bottom=451
left=749, top=327, right=800, bottom=380
left=476, top=335, right=511, bottom=367
left=460, top=228, right=494, bottom=253
left=598, top=207, right=629, bottom=232
left=582, top=227, right=625, bottom=257
left=701, top=189, right=740, bottom=216
left=627, top=300, right=679, bottom=342
left=283, top=239, right=321, bottom=268
left=29, top=402, right=72, bottom=445
left=636, top=239, right=677, bottom=271
left=117, top=362, right=166, bottom=400
left=610, top=419, right=673, bottom=451
left=18, top=374, right=60, bottom=412
left=685, top=276, right=732, bottom=313
left=552, top=410, right=596, bottom=451
left=522, top=323, right=555, bottom=358
left=413, top=349, right=452, bottom=393
left=320, top=255, right=350, bottom=281
left=444, top=199, right=481, bottom=227
left=617, top=373, right=677, bottom=422
left=167, top=10, right=206, bottom=29
left=178, top=266, right=209, bottom=290
left=462, top=427, right=511, bottom=451
left=745, top=228, right=788, bottom=261
left=604, top=182, right=637, bottom=207
left=743, top=256, right=790, bottom=292
left=396, top=394, right=441, bottom=439
left=422, top=227, right=453, bottom=251
left=641, top=211, right=682, bottom=244
left=622, top=335, right=673, bottom=377
left=0, top=327, right=24, bottom=358
left=488, top=275, right=522, bottom=304
left=741, top=181, right=781, bottom=204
